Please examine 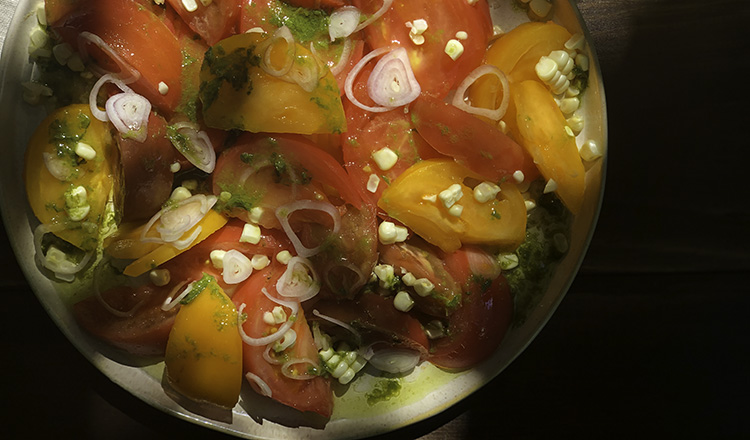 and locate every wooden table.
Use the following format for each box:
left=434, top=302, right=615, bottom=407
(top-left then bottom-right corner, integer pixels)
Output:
left=2, top=0, right=748, bottom=438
